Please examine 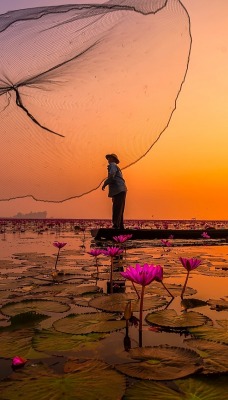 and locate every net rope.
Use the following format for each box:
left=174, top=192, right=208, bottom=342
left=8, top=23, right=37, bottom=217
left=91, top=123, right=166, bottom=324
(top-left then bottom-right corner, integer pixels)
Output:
left=0, top=0, right=191, bottom=202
